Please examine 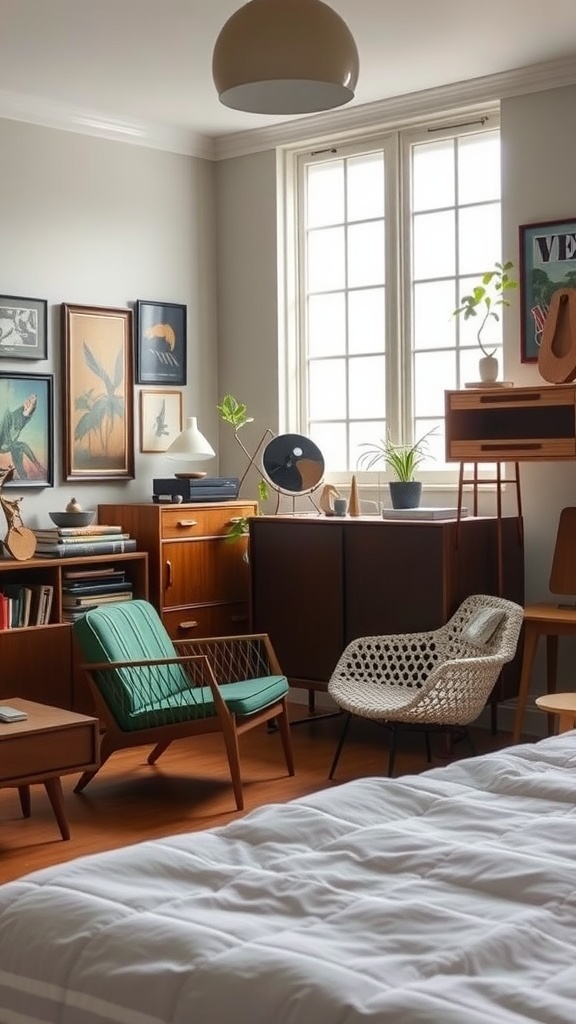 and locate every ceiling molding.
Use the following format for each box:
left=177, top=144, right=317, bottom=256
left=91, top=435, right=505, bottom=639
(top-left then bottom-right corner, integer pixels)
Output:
left=212, top=55, right=576, bottom=160
left=0, top=55, right=575, bottom=163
